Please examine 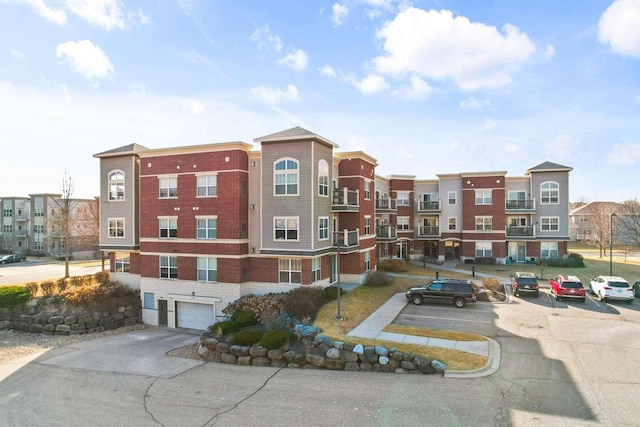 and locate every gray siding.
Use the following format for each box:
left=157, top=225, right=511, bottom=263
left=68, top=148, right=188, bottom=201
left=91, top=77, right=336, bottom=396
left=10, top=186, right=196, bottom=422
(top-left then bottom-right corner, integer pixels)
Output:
left=530, top=171, right=570, bottom=238
left=99, top=156, right=139, bottom=248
